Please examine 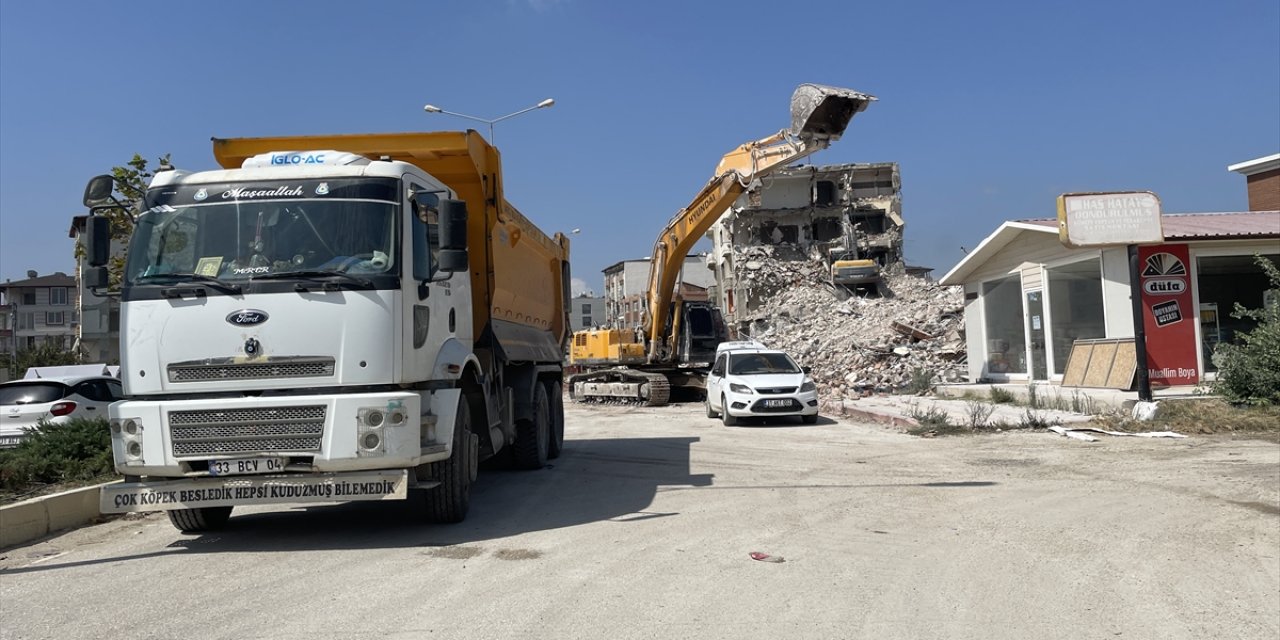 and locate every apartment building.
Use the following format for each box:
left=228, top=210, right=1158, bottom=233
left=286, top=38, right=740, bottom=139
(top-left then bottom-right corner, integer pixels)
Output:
left=0, top=271, right=79, bottom=357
